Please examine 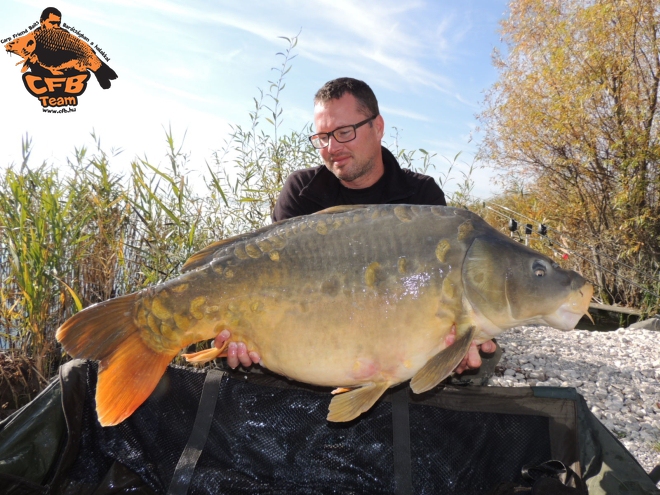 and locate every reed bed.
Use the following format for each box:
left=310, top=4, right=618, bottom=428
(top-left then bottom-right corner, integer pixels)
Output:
left=0, top=37, right=454, bottom=408
left=3, top=35, right=654, bottom=413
